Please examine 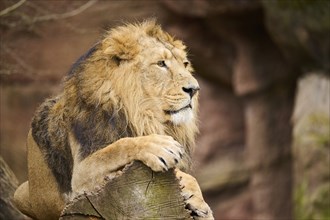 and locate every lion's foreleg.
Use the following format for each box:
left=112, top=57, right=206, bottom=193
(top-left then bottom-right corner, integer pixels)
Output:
left=71, top=134, right=184, bottom=195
